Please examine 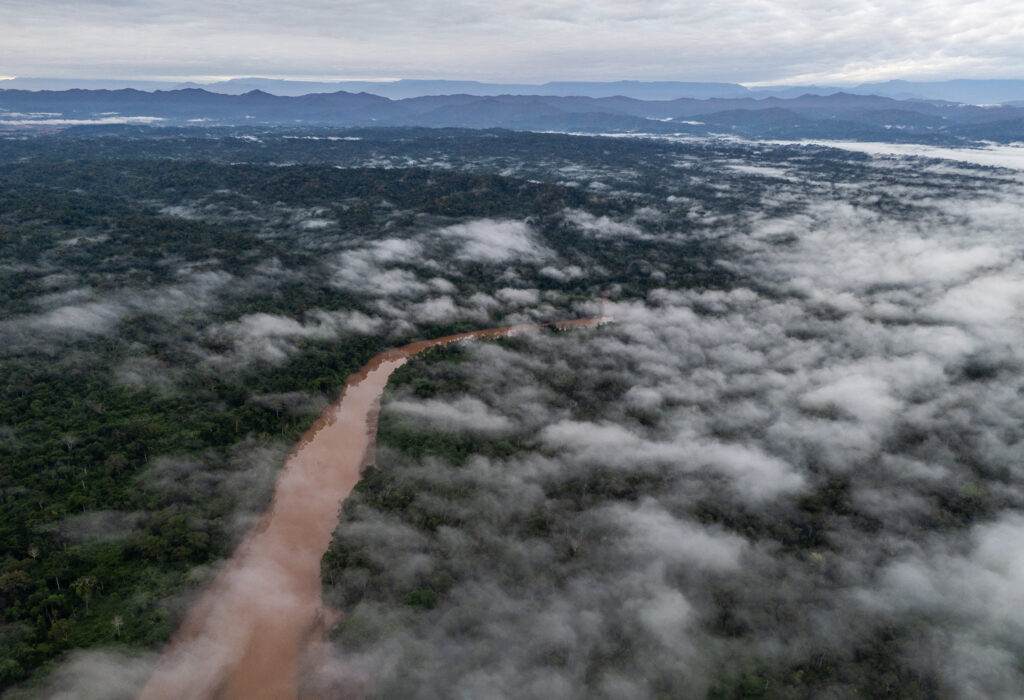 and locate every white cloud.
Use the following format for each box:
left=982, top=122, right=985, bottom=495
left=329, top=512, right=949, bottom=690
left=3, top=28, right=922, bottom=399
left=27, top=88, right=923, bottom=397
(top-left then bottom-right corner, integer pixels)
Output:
left=29, top=300, right=126, bottom=334
left=205, top=309, right=386, bottom=364
left=798, top=374, right=900, bottom=424
left=539, top=265, right=584, bottom=282
left=292, top=140, right=1024, bottom=700
left=564, top=210, right=647, bottom=239
left=388, top=397, right=514, bottom=436
left=604, top=500, right=747, bottom=571
left=410, top=296, right=459, bottom=323
left=495, top=287, right=540, bottom=306
left=690, top=440, right=805, bottom=501
left=928, top=269, right=1024, bottom=326
left=858, top=513, right=1024, bottom=696
left=330, top=239, right=429, bottom=297
left=437, top=219, right=552, bottom=263
left=781, top=142, right=1024, bottom=171
left=5, top=270, right=236, bottom=342
left=33, top=649, right=155, bottom=700
left=5, top=1, right=1024, bottom=83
